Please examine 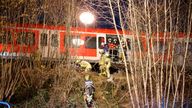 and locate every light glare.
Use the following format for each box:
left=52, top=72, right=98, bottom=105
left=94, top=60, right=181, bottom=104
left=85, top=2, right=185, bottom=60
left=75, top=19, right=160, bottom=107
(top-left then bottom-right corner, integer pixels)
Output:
left=79, top=12, right=95, bottom=25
